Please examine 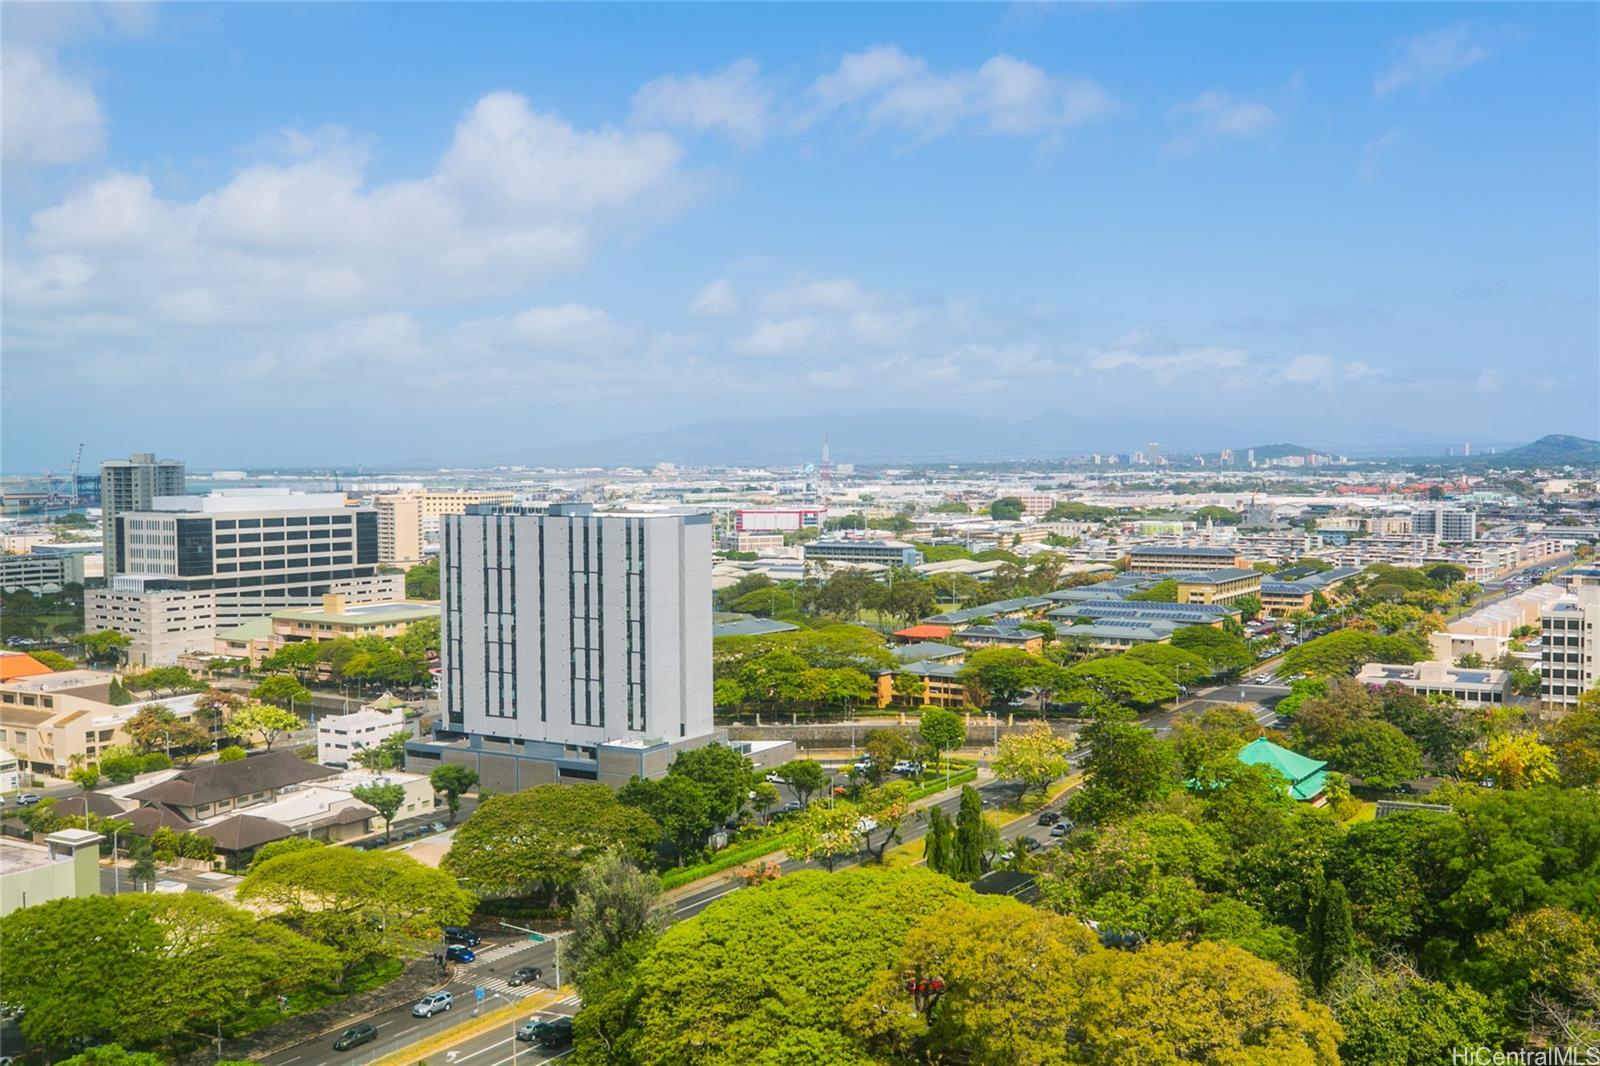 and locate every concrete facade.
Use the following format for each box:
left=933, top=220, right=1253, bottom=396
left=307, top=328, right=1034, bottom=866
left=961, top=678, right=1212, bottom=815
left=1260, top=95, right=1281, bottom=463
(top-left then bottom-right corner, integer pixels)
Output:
left=100, top=452, right=185, bottom=564
left=0, top=829, right=104, bottom=917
